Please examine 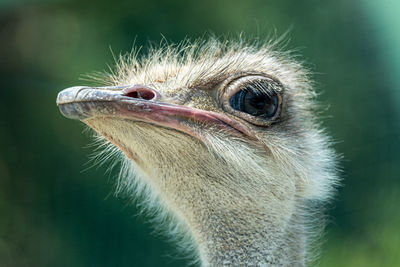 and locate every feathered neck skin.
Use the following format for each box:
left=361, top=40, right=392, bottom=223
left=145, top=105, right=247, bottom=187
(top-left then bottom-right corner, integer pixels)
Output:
left=198, top=211, right=306, bottom=266
left=57, top=39, right=338, bottom=266
left=83, top=118, right=316, bottom=267
left=191, top=191, right=307, bottom=266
